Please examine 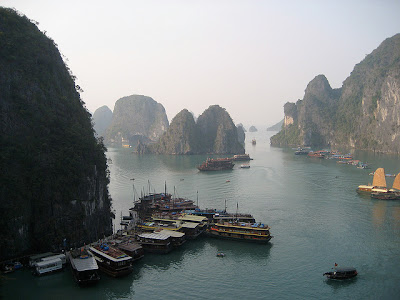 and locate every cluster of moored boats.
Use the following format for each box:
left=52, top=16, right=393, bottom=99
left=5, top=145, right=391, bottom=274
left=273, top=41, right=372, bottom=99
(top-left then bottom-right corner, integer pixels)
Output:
left=2, top=188, right=272, bottom=285
left=294, top=148, right=370, bottom=168
left=357, top=168, right=400, bottom=200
